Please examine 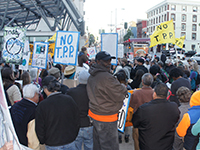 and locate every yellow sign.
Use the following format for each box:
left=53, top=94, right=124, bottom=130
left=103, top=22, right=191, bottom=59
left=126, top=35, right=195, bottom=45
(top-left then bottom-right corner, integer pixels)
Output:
left=48, top=43, right=55, bottom=57
left=28, top=44, right=33, bottom=65
left=150, top=20, right=175, bottom=47
left=175, top=35, right=185, bottom=49
left=47, top=33, right=56, bottom=42
left=84, top=38, right=89, bottom=48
